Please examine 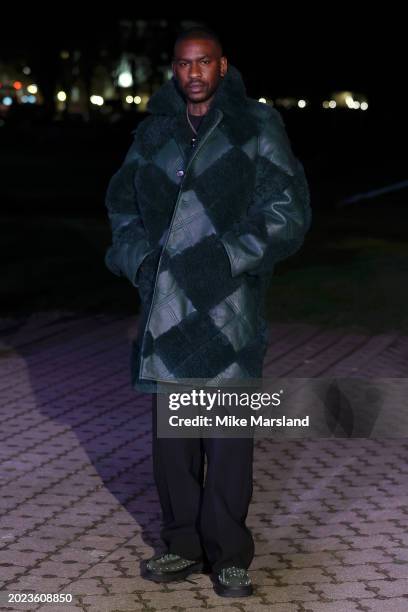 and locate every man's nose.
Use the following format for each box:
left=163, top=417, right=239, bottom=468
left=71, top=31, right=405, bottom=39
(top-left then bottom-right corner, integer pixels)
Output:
left=189, top=63, right=202, bottom=78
